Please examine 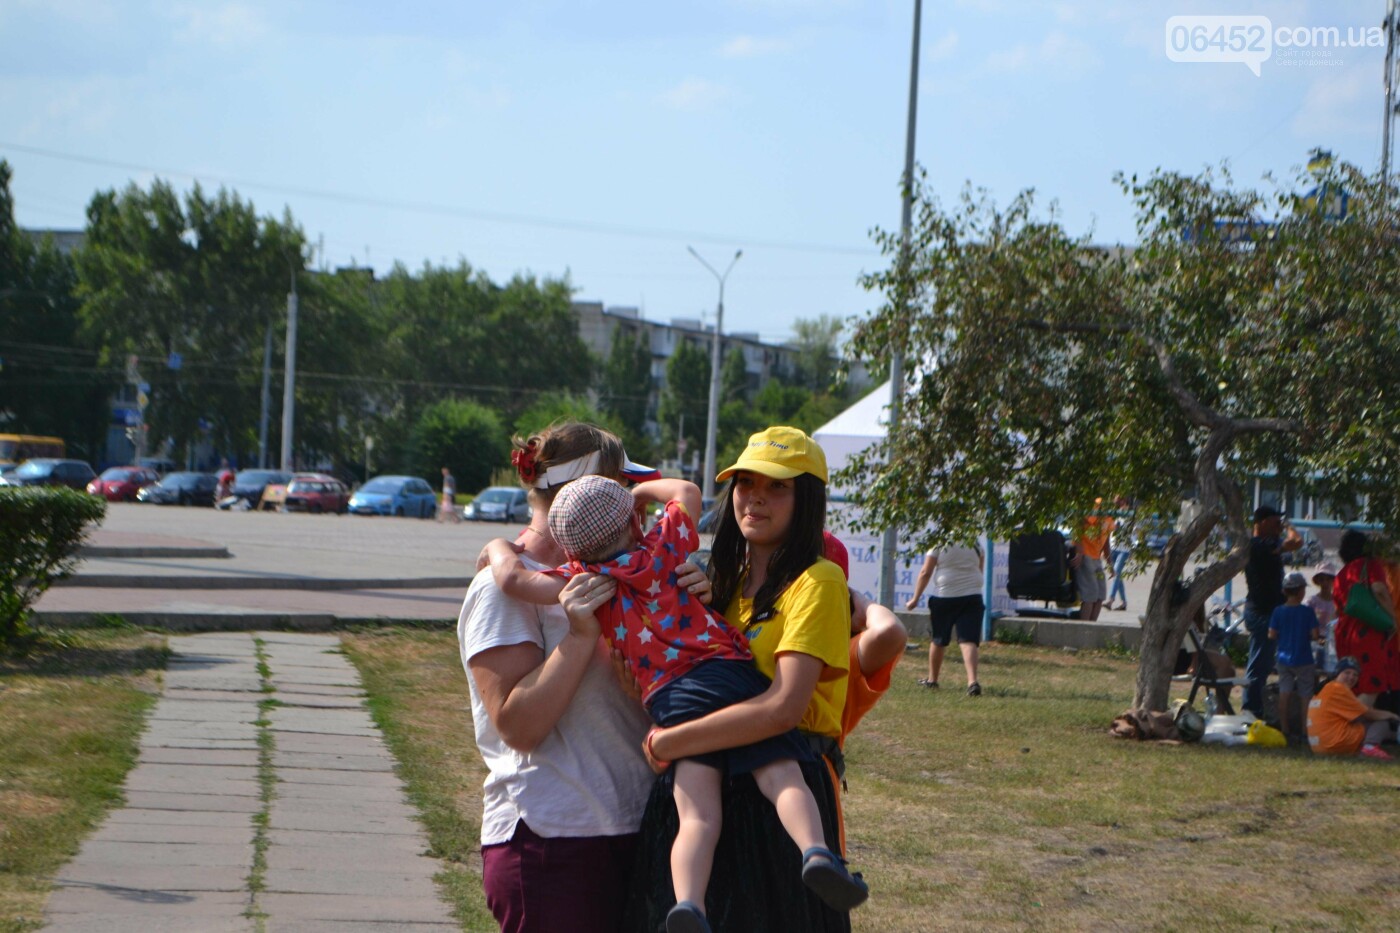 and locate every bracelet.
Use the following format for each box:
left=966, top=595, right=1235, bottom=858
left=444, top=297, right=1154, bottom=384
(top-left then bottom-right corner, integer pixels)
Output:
left=644, top=728, right=671, bottom=769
